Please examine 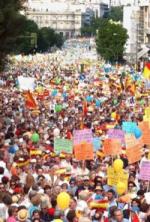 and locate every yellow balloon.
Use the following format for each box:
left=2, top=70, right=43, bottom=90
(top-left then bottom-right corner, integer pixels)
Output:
left=113, top=159, right=123, bottom=173
left=111, top=112, right=116, bottom=119
left=53, top=220, right=63, bottom=222
left=116, top=182, right=126, bottom=195
left=57, top=192, right=70, bottom=210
